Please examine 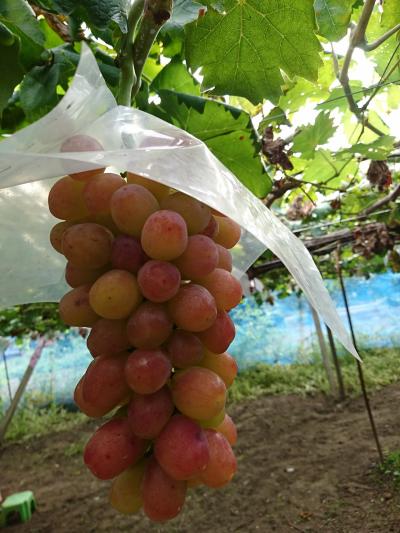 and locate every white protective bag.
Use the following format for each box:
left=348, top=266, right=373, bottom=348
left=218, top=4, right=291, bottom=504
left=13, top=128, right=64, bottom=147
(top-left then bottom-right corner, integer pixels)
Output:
left=0, top=45, right=358, bottom=358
